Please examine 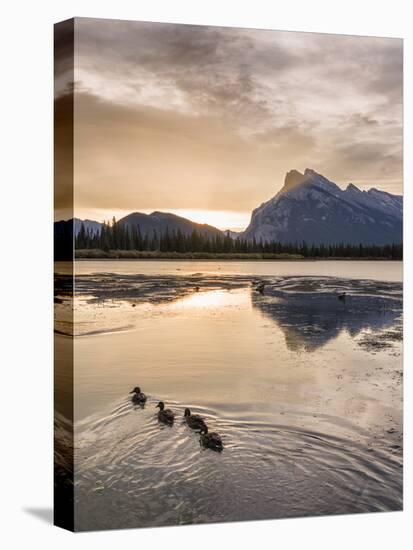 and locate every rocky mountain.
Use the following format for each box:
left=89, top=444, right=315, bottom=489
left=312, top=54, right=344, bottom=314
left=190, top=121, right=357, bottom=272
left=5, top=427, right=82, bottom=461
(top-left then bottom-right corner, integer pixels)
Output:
left=241, top=169, right=402, bottom=245
left=117, top=211, right=223, bottom=238
left=56, top=171, right=403, bottom=249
